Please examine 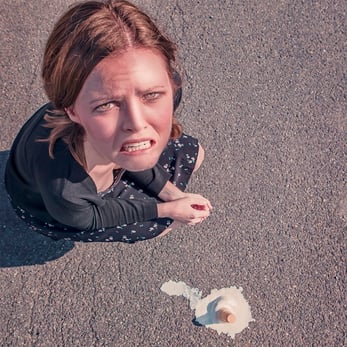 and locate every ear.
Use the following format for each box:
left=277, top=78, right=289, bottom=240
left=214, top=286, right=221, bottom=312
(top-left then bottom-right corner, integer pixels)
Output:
left=173, top=87, right=182, bottom=111
left=65, top=106, right=81, bottom=124
left=172, top=70, right=182, bottom=111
